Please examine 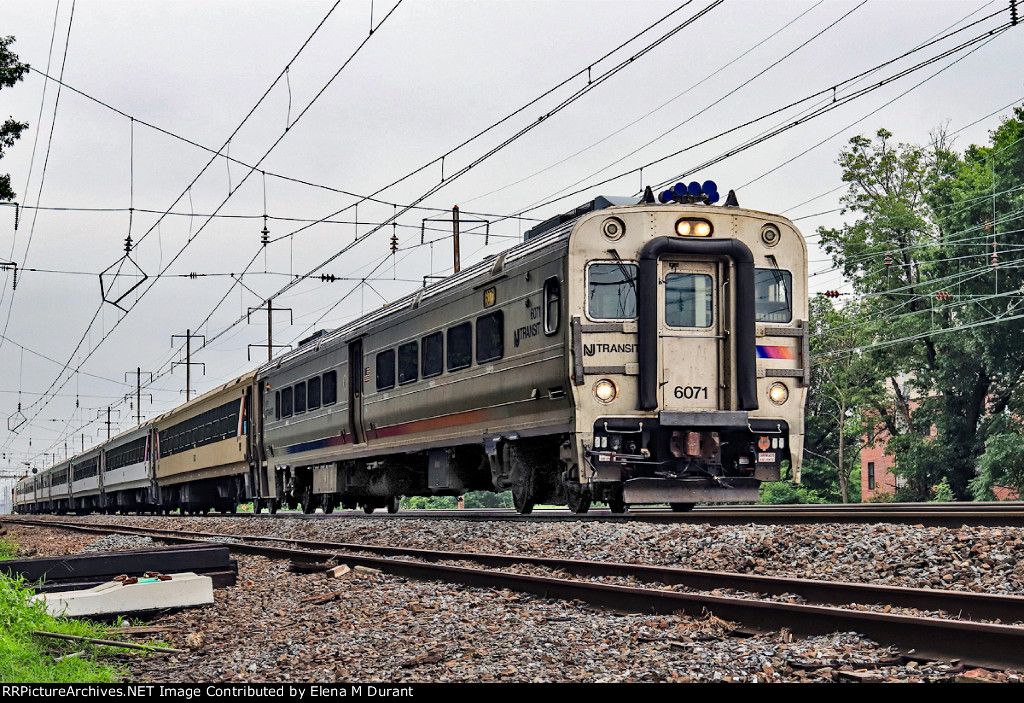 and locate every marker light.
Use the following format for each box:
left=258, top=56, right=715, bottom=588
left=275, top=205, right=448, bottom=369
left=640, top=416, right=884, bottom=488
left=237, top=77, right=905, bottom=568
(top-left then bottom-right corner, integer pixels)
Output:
left=761, top=224, right=781, bottom=247
left=673, top=182, right=688, bottom=198
left=659, top=190, right=674, bottom=203
left=602, top=217, right=625, bottom=240
left=701, top=180, right=718, bottom=194
left=593, top=379, right=618, bottom=404
left=676, top=218, right=713, bottom=237
left=768, top=382, right=789, bottom=405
